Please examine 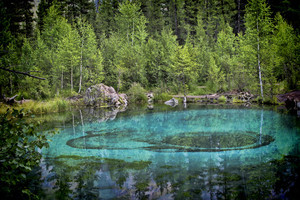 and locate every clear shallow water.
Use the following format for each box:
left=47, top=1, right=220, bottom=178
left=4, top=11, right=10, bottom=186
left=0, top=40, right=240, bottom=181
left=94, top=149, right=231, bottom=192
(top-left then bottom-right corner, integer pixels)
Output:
left=40, top=104, right=300, bottom=199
